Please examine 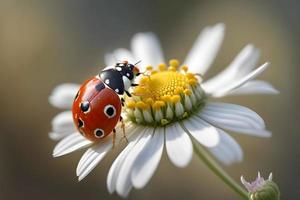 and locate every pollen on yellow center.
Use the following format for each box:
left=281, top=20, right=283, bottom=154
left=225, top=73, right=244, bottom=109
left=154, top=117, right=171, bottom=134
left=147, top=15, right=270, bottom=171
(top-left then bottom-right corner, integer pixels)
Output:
left=138, top=71, right=186, bottom=99
left=126, top=101, right=136, bottom=109
left=169, top=59, right=180, bottom=68
left=125, top=59, right=206, bottom=126
left=146, top=66, right=153, bottom=71
left=171, top=95, right=180, bottom=103
left=136, top=101, right=149, bottom=109
left=184, top=89, right=192, bottom=96
left=133, top=59, right=198, bottom=104
left=158, top=63, right=167, bottom=71
left=152, top=101, right=165, bottom=110
left=162, top=95, right=171, bottom=102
